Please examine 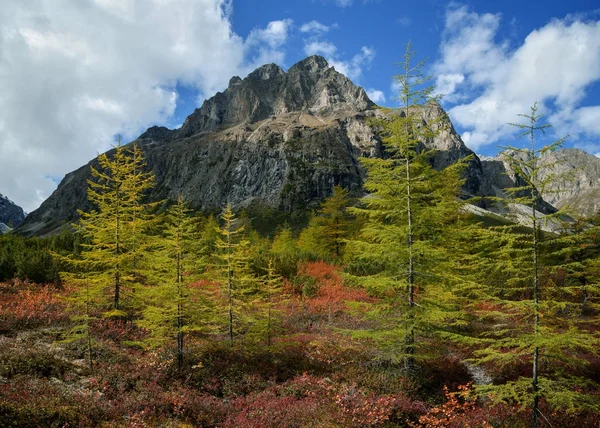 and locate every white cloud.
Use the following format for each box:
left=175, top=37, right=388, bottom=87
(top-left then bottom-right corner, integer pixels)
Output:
left=246, top=19, right=292, bottom=49
left=435, top=73, right=465, bottom=101
left=329, top=46, right=375, bottom=81
left=300, top=20, right=331, bottom=34
left=573, top=106, right=600, bottom=136
left=366, top=89, right=385, bottom=103
left=436, top=5, right=600, bottom=150
left=0, top=0, right=292, bottom=212
left=243, top=19, right=293, bottom=76
left=302, top=23, right=374, bottom=82
left=304, top=41, right=338, bottom=57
